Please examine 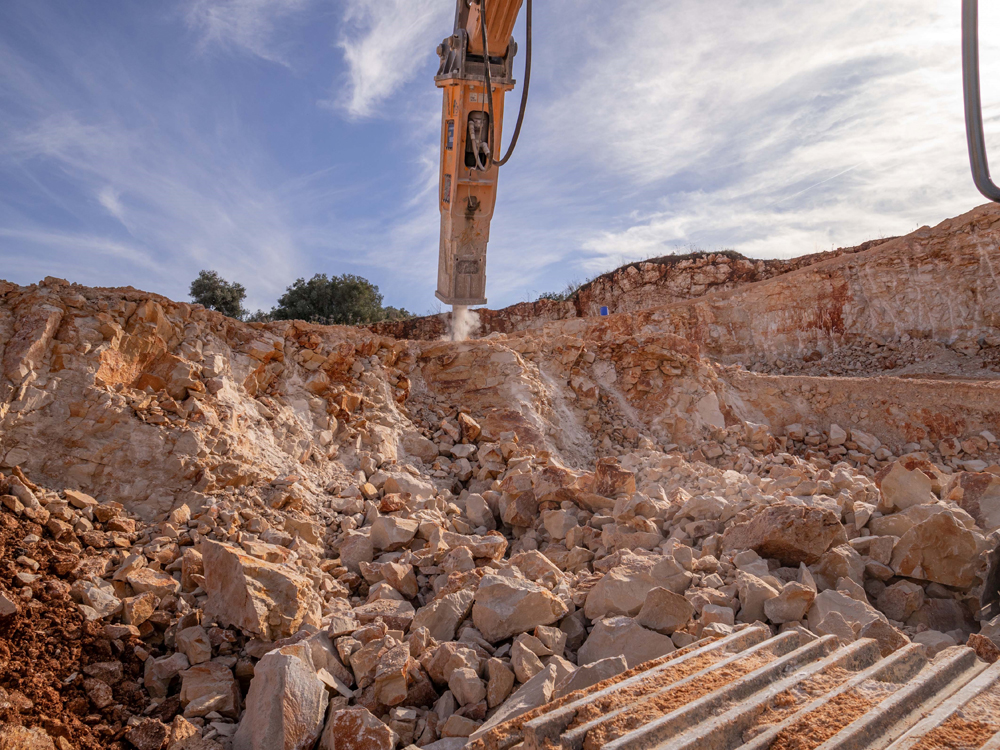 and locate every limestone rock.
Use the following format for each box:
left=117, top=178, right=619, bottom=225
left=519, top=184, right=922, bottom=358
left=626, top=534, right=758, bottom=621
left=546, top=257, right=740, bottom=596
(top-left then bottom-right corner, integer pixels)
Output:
left=180, top=661, right=240, bottom=718
left=448, top=667, right=486, bottom=706
left=318, top=707, right=398, bottom=750
left=203, top=540, right=322, bottom=640
left=702, top=604, right=735, bottom=627
left=542, top=510, right=579, bottom=541
left=875, top=458, right=939, bottom=511
left=465, top=494, right=496, bottom=531
left=828, top=424, right=848, bottom=446
left=578, top=616, right=675, bottom=668
left=890, top=512, right=981, bottom=588
left=876, top=581, right=925, bottom=622
left=469, top=659, right=575, bottom=743
left=554, top=655, right=628, bottom=699
left=472, top=575, right=568, bottom=643
left=372, top=642, right=412, bottom=708
left=122, top=591, right=157, bottom=626
left=817, top=545, right=864, bottom=586
left=594, top=458, right=637, bottom=497
left=411, top=589, right=475, bottom=642
left=635, top=587, right=695, bottom=634
left=233, top=642, right=329, bottom=750
left=510, top=639, right=544, bottom=683
left=736, top=571, right=779, bottom=623
left=458, top=412, right=481, bottom=441
left=145, top=652, right=190, bottom=700
left=126, top=567, right=181, bottom=598
left=176, top=625, right=213, bottom=665
left=125, top=720, right=170, bottom=750
left=763, top=582, right=815, bottom=624
left=501, top=491, right=539, bottom=528
left=441, top=714, right=481, bottom=738
left=0, top=591, right=20, bottom=617
left=807, top=590, right=885, bottom=634
left=722, top=505, right=847, bottom=565
left=858, top=619, right=910, bottom=657
left=486, top=658, right=515, bottom=708
left=285, top=516, right=323, bottom=545
left=402, top=432, right=439, bottom=463
left=370, top=516, right=419, bottom=551
left=384, top=473, right=435, bottom=500
left=382, top=561, right=418, bottom=598
left=913, top=630, right=958, bottom=657
left=353, top=599, right=415, bottom=631
left=339, top=531, right=374, bottom=574
left=948, top=471, right=1000, bottom=530
left=585, top=557, right=691, bottom=619
left=968, top=633, right=1000, bottom=663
